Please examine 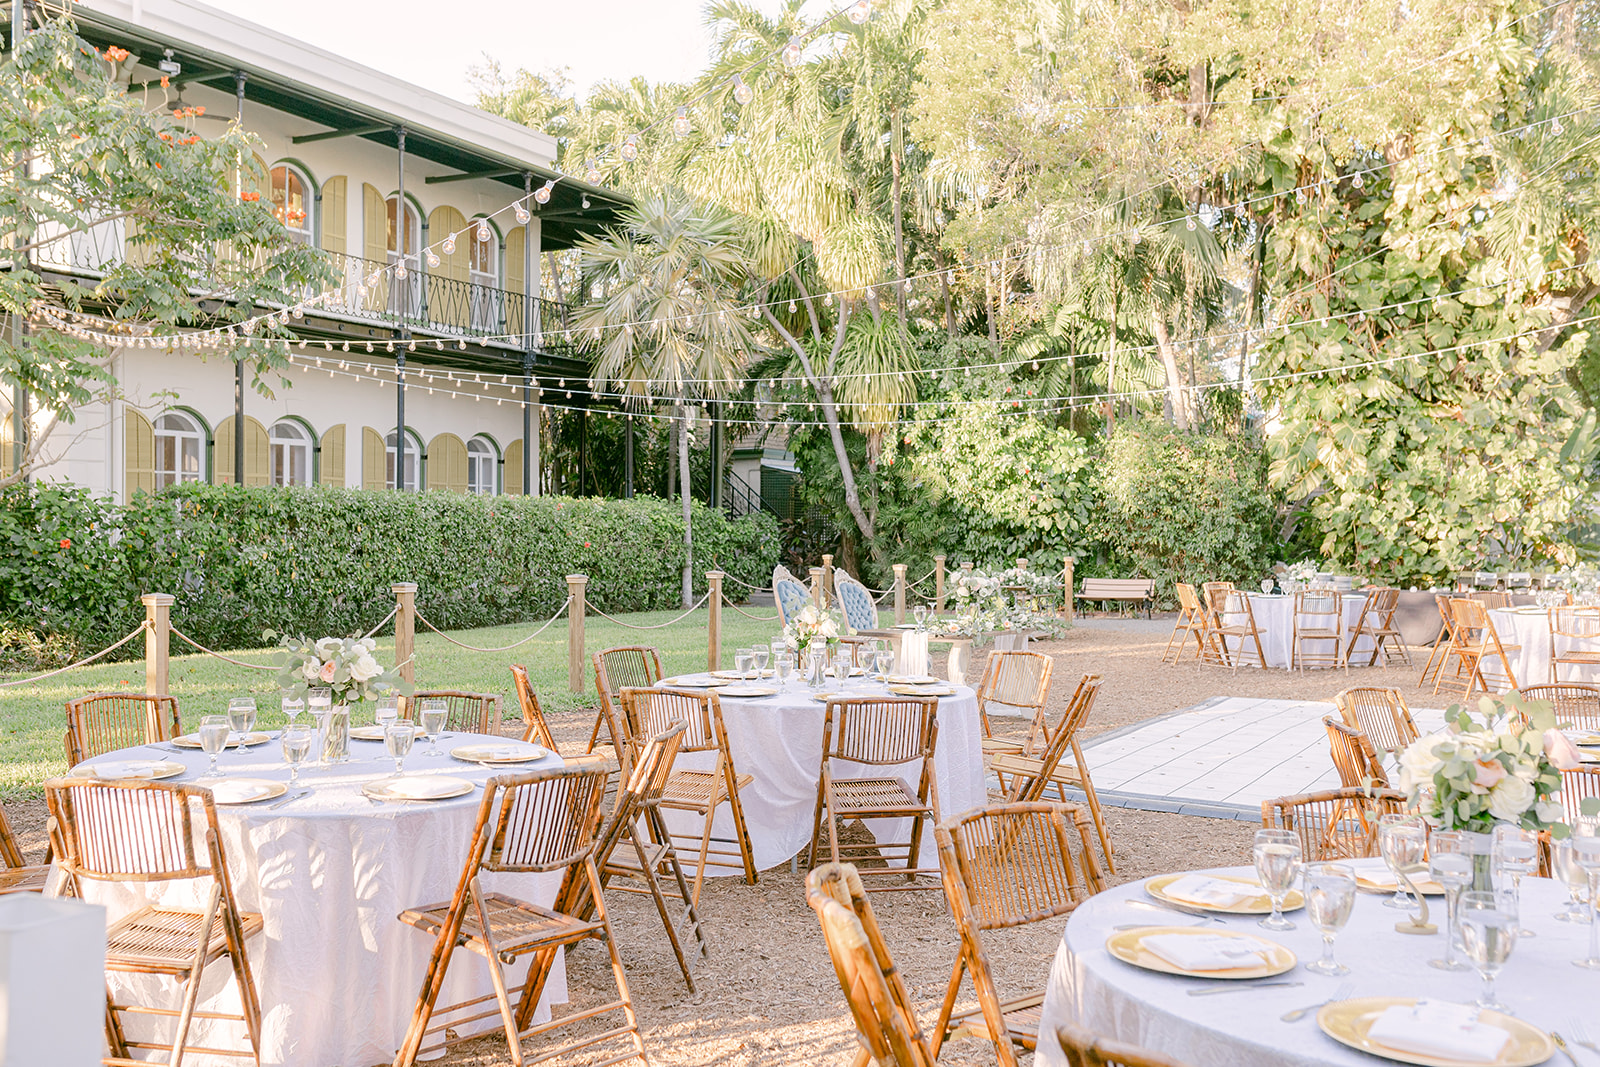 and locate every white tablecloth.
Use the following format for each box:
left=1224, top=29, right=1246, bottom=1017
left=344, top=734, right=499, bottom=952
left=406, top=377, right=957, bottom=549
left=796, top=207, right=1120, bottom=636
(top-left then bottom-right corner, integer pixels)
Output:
left=1488, top=606, right=1600, bottom=692
left=1038, top=865, right=1595, bottom=1066
left=1222, top=594, right=1374, bottom=669
left=66, top=733, right=567, bottom=1067
left=658, top=674, right=987, bottom=872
